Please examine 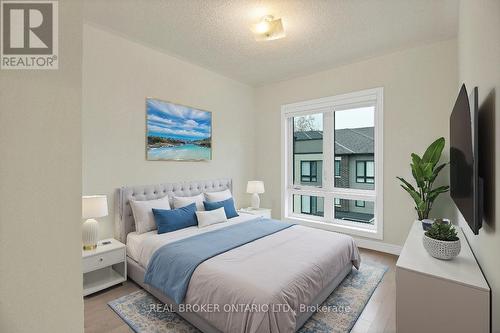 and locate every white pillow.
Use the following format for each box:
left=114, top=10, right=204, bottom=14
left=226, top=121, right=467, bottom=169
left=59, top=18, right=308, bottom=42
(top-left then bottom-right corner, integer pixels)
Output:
left=204, top=189, right=232, bottom=202
left=130, top=196, right=170, bottom=234
left=173, top=194, right=205, bottom=211
left=196, top=207, right=227, bottom=228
